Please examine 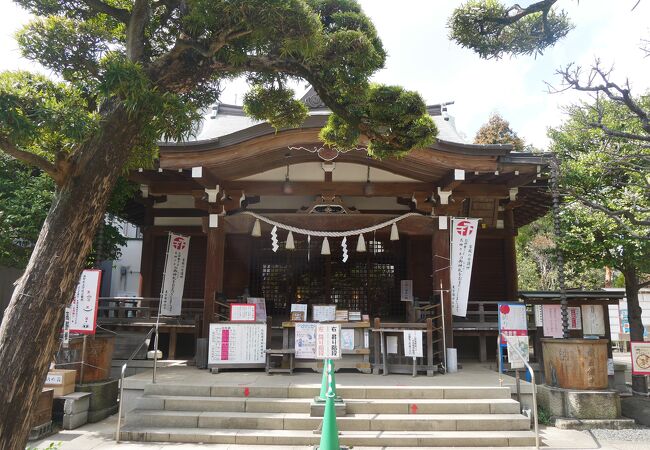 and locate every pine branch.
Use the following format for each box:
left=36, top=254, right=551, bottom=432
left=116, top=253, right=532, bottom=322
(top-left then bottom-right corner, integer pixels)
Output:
left=80, top=0, right=130, bottom=23
left=0, top=139, right=63, bottom=185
